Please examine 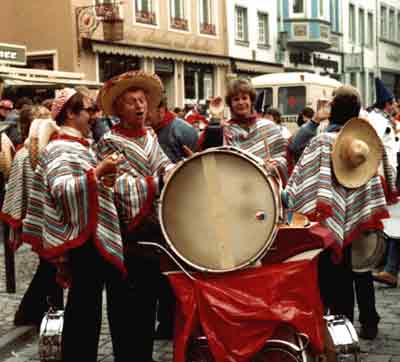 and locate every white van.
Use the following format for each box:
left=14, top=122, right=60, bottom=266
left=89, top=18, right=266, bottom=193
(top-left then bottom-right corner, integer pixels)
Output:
left=251, top=72, right=342, bottom=124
